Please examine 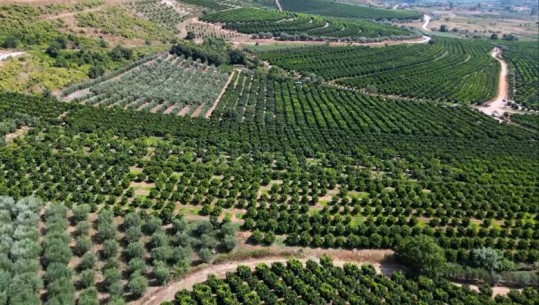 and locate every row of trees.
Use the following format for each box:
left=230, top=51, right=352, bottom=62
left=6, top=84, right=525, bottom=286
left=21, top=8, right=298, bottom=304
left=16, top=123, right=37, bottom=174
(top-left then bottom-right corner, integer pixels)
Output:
left=0, top=197, right=236, bottom=305
left=202, top=8, right=413, bottom=40
left=0, top=196, right=42, bottom=305
left=165, top=257, right=538, bottom=305
left=258, top=38, right=499, bottom=103
left=43, top=205, right=76, bottom=304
